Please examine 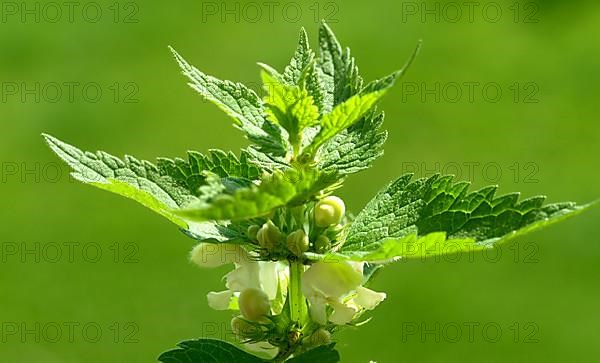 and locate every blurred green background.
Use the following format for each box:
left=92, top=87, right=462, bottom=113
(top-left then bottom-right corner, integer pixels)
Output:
left=1, top=0, right=599, bottom=362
